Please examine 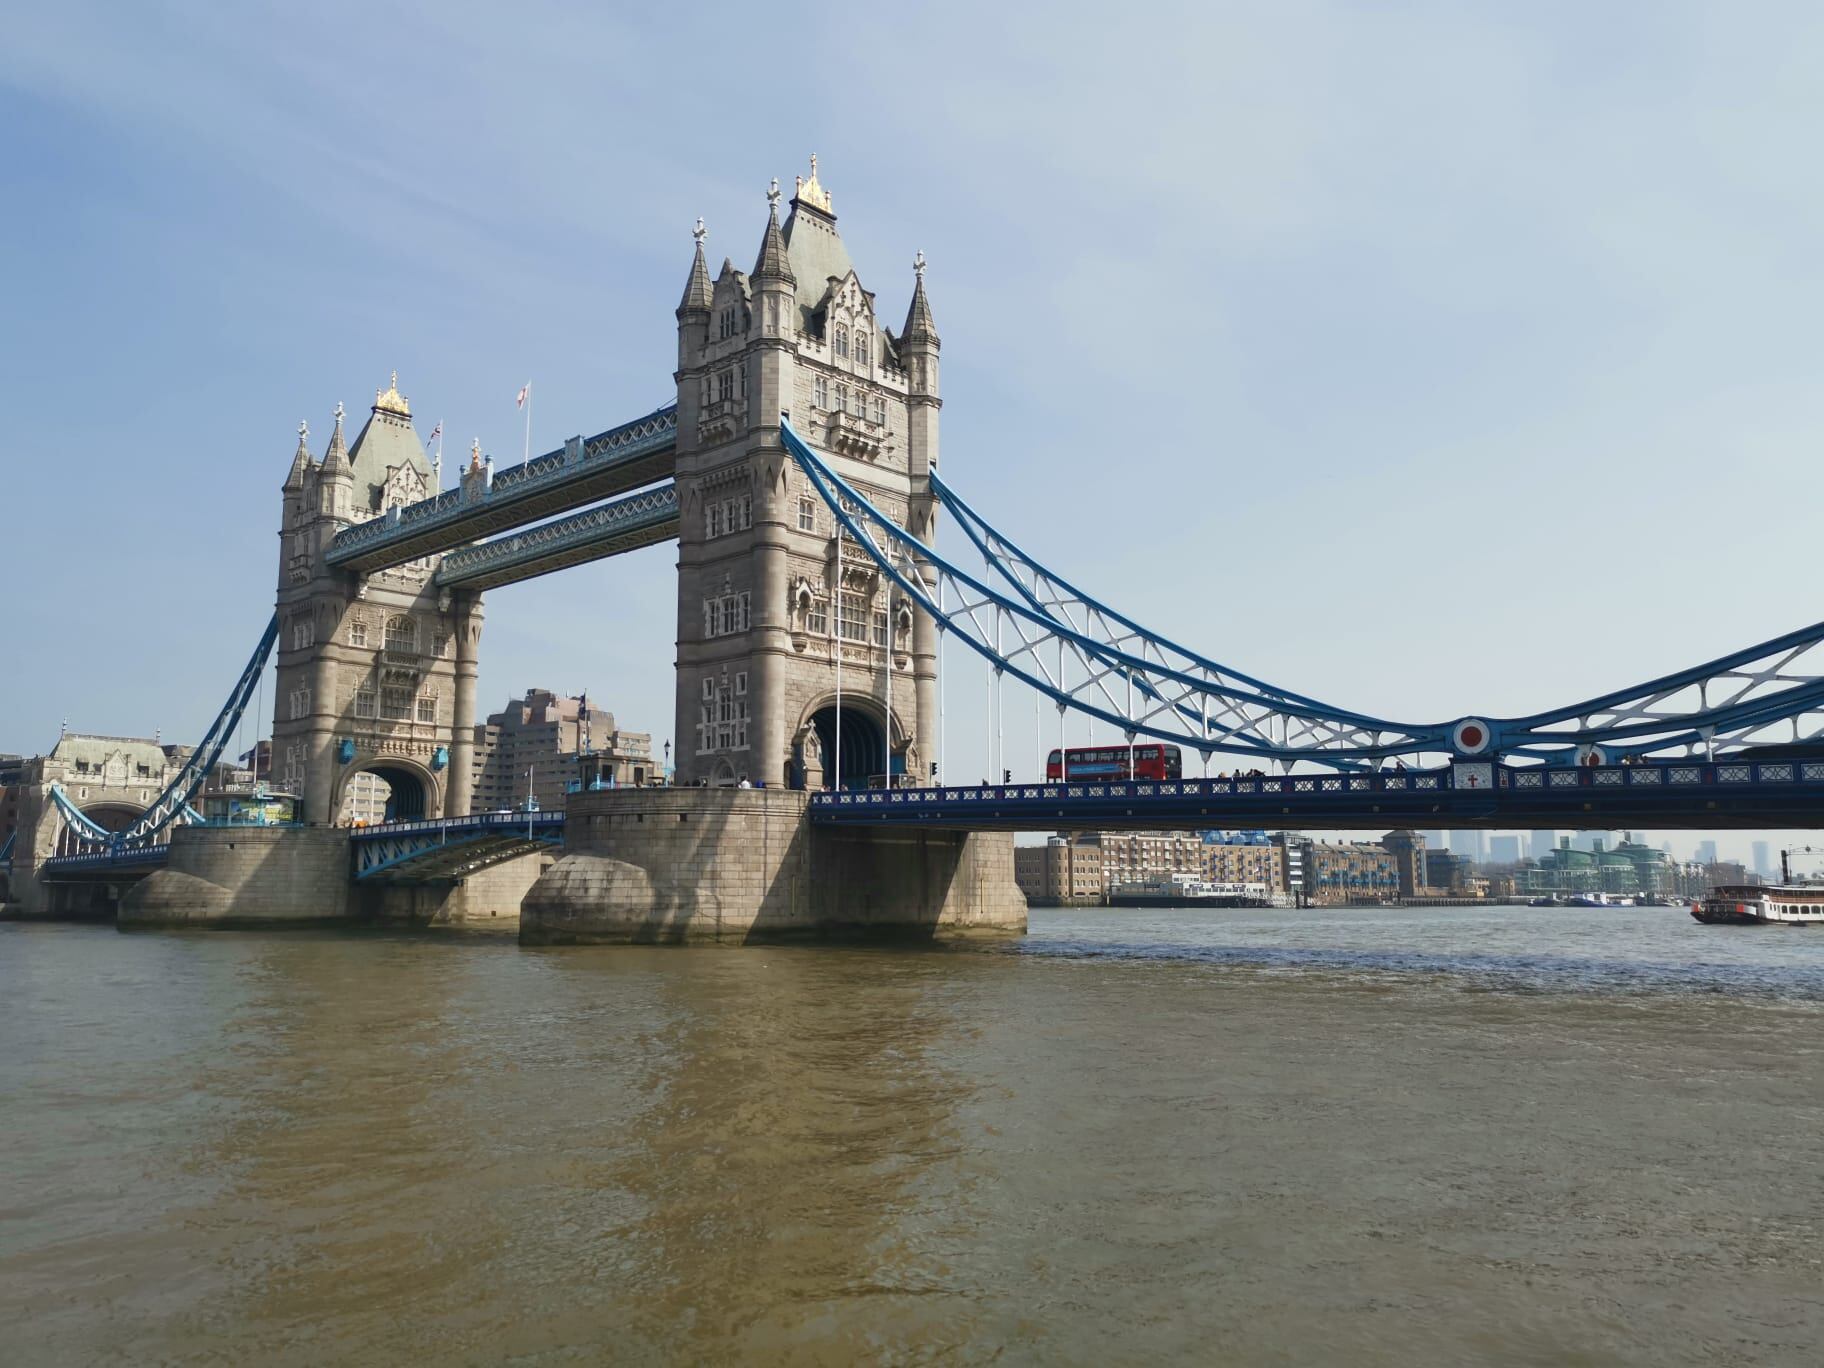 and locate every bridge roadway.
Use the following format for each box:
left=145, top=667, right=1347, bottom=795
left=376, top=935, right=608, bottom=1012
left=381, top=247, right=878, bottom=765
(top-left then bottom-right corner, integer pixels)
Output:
left=33, top=757, right=1824, bottom=890
left=325, top=404, right=678, bottom=577
left=807, top=759, right=1824, bottom=832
